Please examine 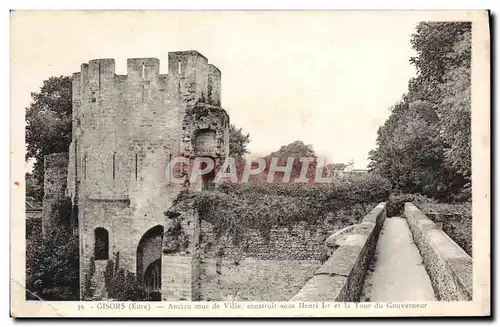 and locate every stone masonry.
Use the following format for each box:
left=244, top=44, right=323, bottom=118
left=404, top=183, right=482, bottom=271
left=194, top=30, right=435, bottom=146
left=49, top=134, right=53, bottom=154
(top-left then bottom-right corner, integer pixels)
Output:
left=42, top=153, right=69, bottom=240
left=63, top=51, right=229, bottom=300
left=43, top=50, right=341, bottom=302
